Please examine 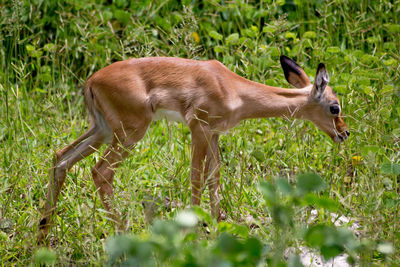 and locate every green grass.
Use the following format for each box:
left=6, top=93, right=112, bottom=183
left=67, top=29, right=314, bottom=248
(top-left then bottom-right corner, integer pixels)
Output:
left=1, top=0, right=399, bottom=265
